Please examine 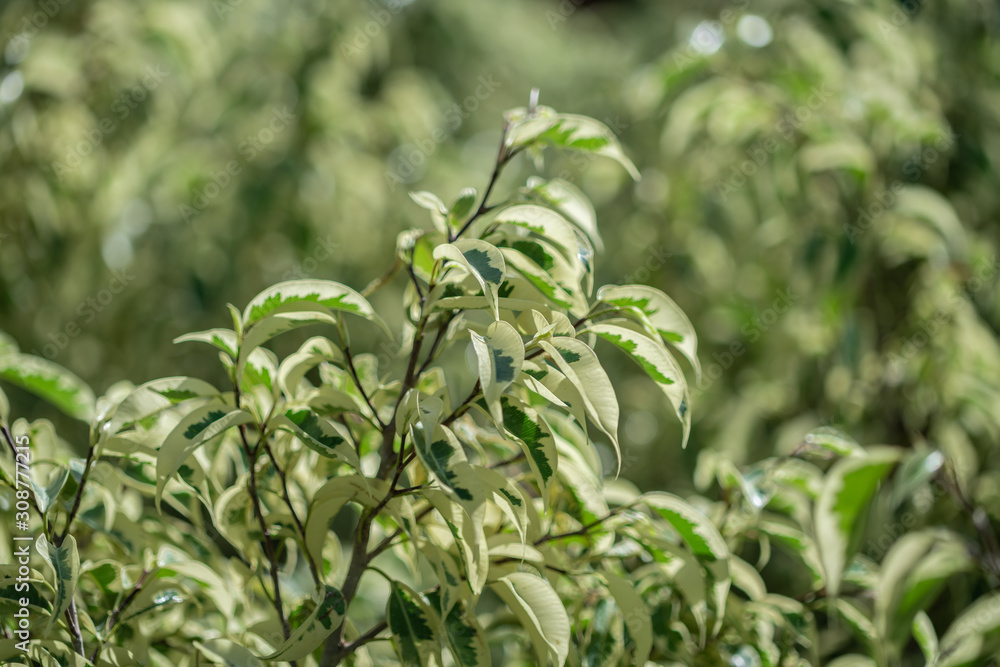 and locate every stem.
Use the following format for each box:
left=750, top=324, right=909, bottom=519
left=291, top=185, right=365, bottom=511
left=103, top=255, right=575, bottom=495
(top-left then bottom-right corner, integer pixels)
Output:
left=233, top=381, right=295, bottom=665
left=342, top=344, right=385, bottom=429
left=344, top=619, right=388, bottom=652
left=535, top=509, right=624, bottom=546
left=65, top=598, right=85, bottom=656
left=89, top=568, right=152, bottom=663
left=451, top=121, right=511, bottom=242
left=442, top=380, right=481, bottom=426
left=361, top=257, right=402, bottom=297
left=57, top=444, right=95, bottom=547
left=262, top=440, right=320, bottom=585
